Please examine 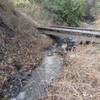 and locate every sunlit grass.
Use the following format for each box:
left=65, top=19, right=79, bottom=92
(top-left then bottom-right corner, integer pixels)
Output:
left=10, top=0, right=31, bottom=7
